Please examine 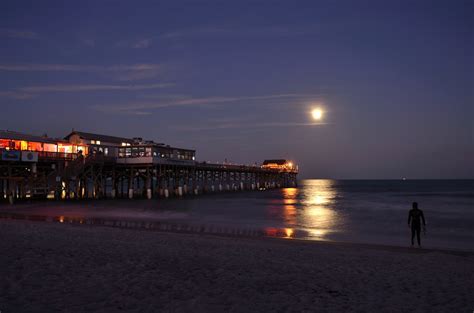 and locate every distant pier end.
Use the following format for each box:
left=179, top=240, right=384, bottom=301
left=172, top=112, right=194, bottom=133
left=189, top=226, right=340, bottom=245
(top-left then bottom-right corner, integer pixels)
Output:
left=0, top=130, right=298, bottom=203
